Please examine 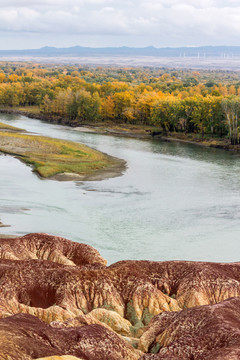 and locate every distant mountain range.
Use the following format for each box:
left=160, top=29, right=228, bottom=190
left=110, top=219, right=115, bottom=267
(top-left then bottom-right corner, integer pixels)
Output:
left=0, top=46, right=240, bottom=58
